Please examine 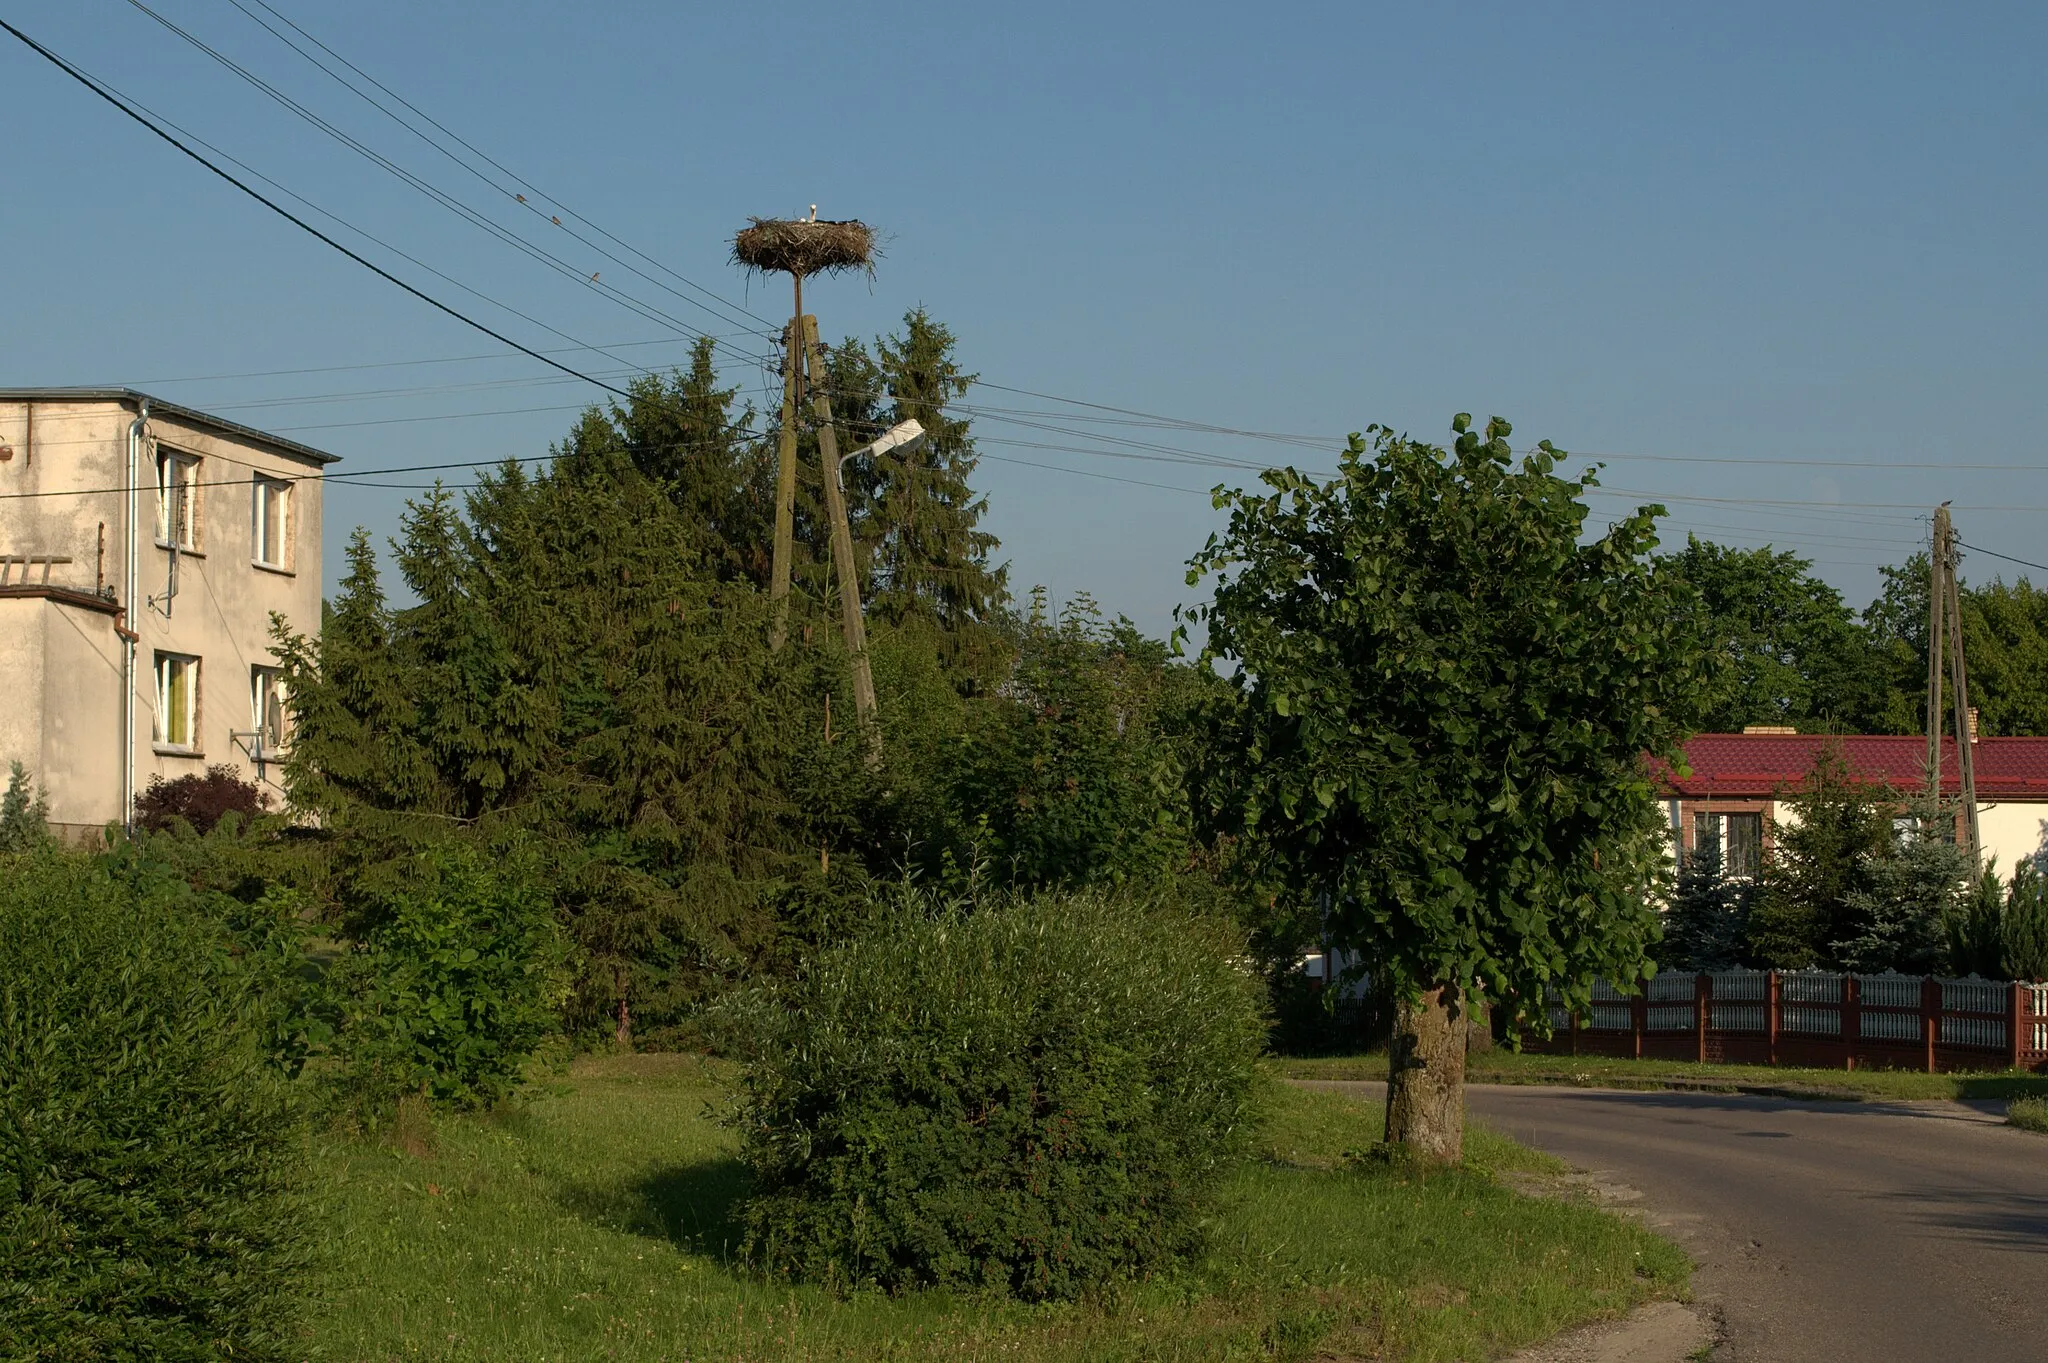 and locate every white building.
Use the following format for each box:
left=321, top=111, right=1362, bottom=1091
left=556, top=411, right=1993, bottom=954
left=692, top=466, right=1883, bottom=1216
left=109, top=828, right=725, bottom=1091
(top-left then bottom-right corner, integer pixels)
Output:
left=0, top=390, right=332, bottom=838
